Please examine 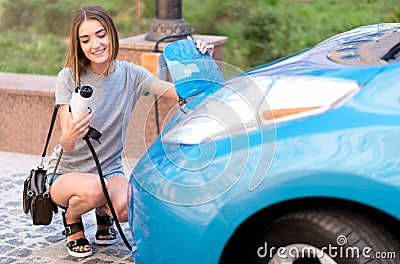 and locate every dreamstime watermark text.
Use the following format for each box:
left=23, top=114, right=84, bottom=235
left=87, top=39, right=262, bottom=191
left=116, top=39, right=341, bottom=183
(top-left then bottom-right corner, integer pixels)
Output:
left=257, top=235, right=397, bottom=260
